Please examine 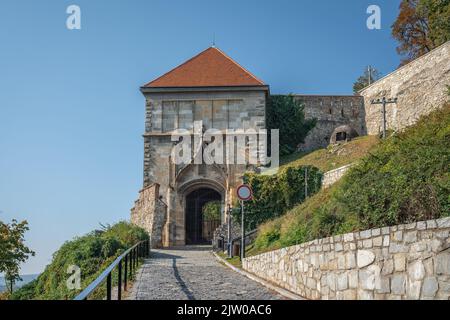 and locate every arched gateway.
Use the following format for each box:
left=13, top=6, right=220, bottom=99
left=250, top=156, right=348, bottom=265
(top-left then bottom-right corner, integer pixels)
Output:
left=185, top=188, right=222, bottom=244
left=131, top=46, right=269, bottom=247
